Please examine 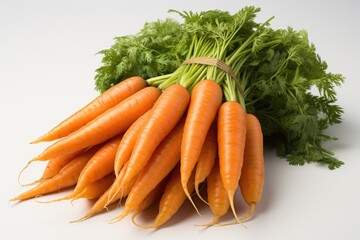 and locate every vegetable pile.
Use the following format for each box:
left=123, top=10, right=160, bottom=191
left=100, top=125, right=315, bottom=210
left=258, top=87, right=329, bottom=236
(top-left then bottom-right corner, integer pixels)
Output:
left=11, top=6, right=344, bottom=228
